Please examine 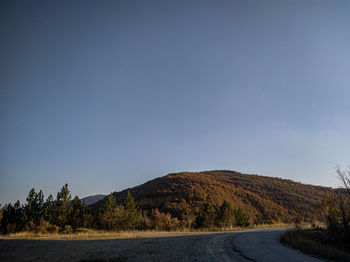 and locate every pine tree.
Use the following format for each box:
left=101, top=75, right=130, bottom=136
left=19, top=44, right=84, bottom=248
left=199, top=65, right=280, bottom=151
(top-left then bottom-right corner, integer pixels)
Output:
left=0, top=204, right=2, bottom=224
left=43, top=194, right=55, bottom=224
left=219, top=200, right=235, bottom=227
left=233, top=207, right=250, bottom=227
left=34, top=190, right=44, bottom=224
left=0, top=201, right=24, bottom=234
left=195, top=203, right=218, bottom=228
left=55, top=184, right=72, bottom=227
left=122, top=191, right=138, bottom=229
left=80, top=201, right=93, bottom=228
left=24, top=188, right=36, bottom=225
left=99, top=193, right=118, bottom=230
left=70, top=196, right=92, bottom=229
